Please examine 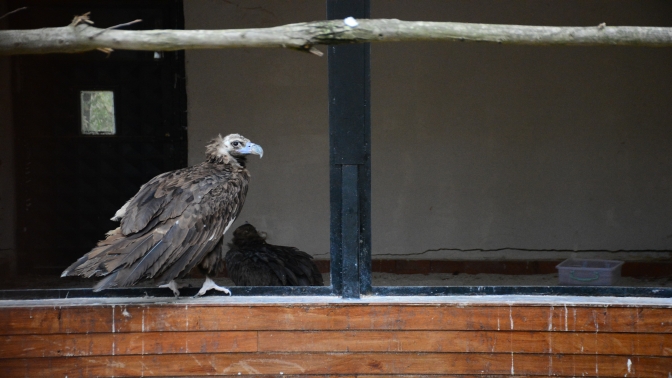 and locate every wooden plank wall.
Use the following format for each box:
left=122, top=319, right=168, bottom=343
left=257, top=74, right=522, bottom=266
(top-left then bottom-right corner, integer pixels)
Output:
left=0, top=302, right=671, bottom=377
